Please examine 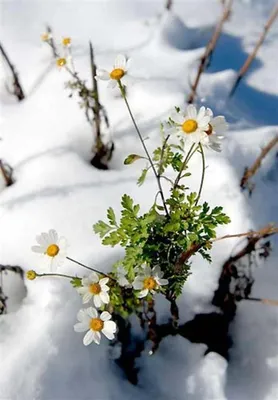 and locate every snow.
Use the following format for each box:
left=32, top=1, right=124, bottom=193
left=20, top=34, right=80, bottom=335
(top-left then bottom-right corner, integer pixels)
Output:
left=0, top=0, right=278, bottom=399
